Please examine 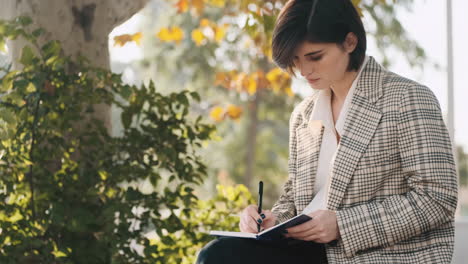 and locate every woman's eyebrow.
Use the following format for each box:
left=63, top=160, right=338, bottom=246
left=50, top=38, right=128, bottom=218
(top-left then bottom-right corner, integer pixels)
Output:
left=304, top=50, right=323, bottom=57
